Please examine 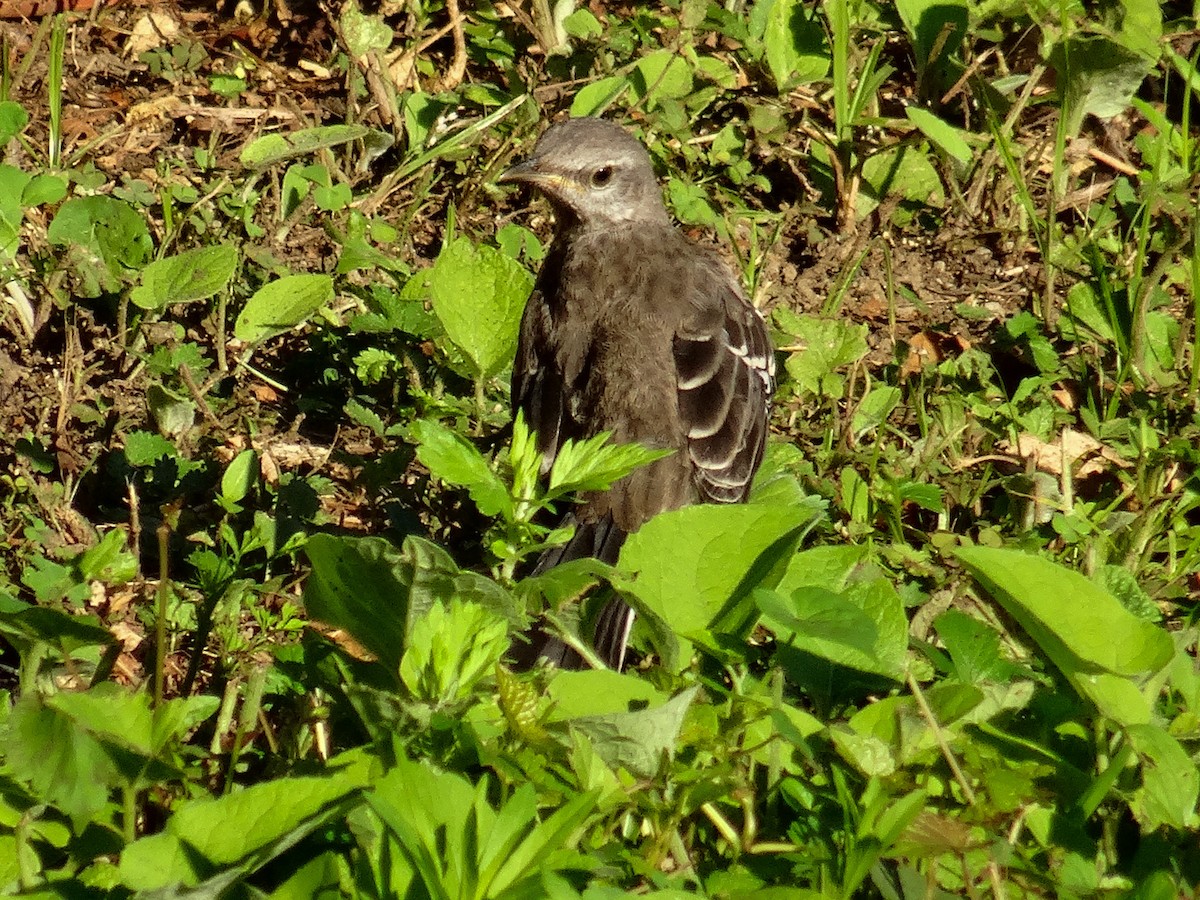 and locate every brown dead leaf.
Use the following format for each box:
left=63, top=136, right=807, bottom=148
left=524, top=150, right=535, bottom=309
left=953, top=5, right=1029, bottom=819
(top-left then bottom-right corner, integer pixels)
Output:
left=999, top=429, right=1131, bottom=478
left=899, top=332, right=940, bottom=377
left=251, top=383, right=279, bottom=402
left=126, top=11, right=179, bottom=57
